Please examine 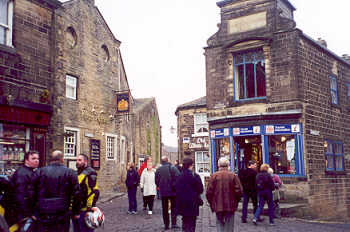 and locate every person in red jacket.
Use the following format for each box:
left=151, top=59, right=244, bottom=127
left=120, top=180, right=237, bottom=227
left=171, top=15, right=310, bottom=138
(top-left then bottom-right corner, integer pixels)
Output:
left=138, top=156, right=151, bottom=210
